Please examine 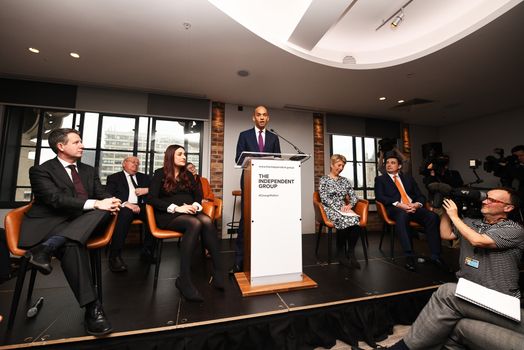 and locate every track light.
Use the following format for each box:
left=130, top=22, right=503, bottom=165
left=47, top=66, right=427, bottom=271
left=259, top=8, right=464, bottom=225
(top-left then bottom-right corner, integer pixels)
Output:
left=391, top=10, right=404, bottom=28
